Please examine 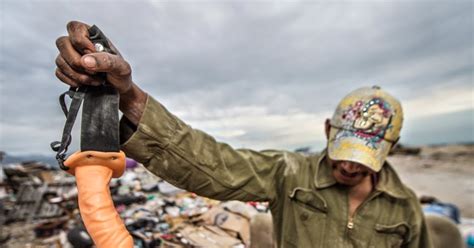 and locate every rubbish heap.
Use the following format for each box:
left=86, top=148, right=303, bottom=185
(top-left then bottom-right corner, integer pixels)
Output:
left=0, top=159, right=270, bottom=248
